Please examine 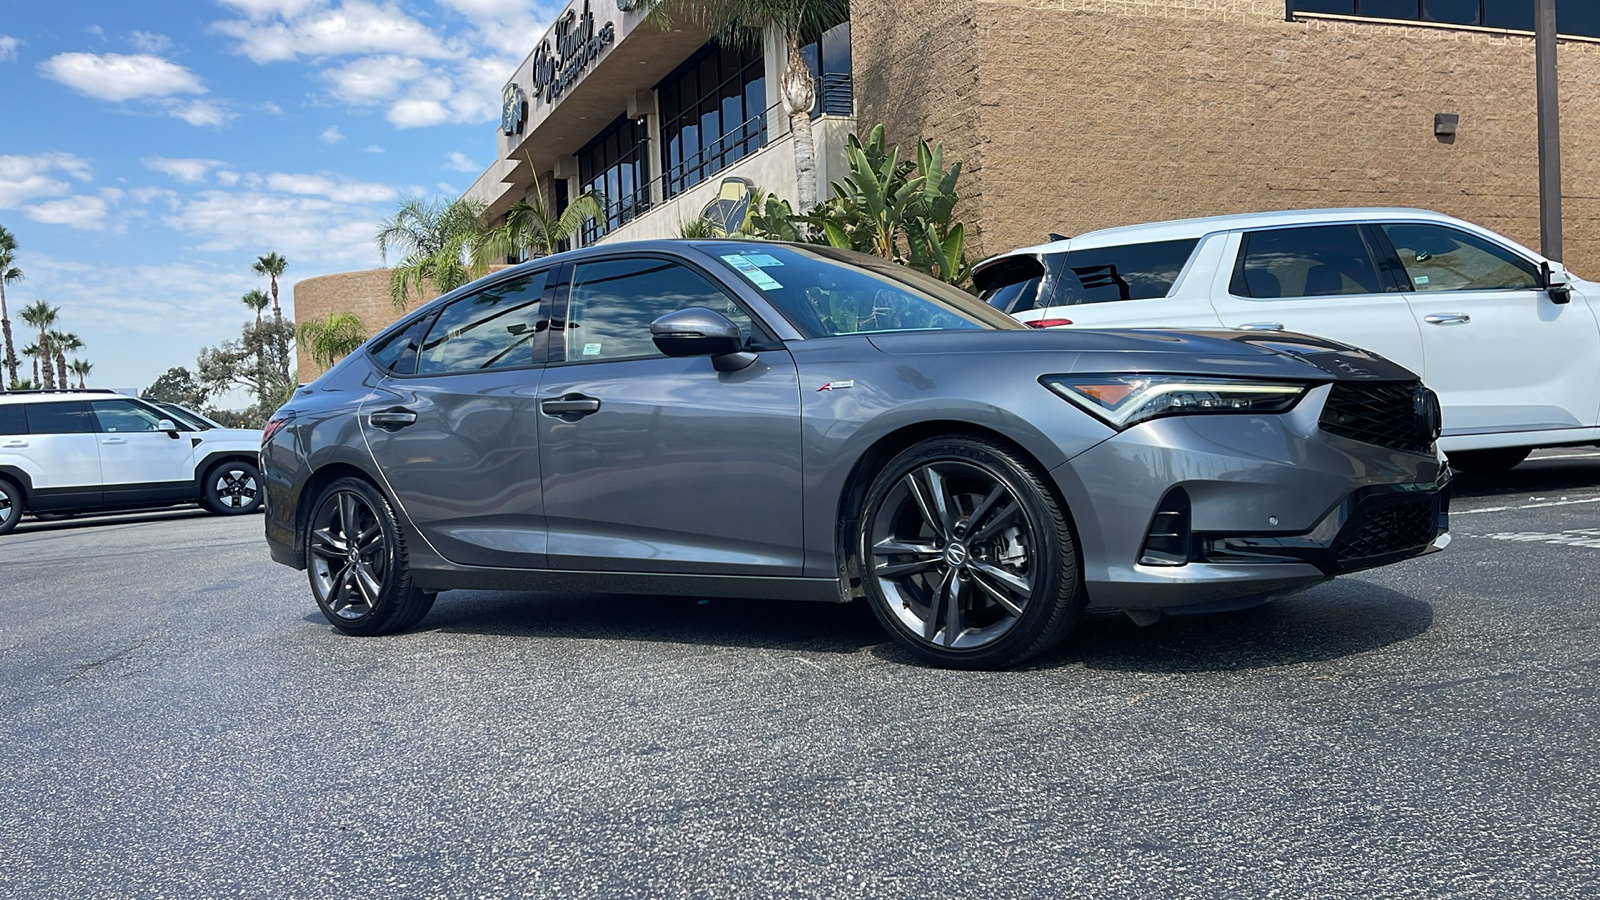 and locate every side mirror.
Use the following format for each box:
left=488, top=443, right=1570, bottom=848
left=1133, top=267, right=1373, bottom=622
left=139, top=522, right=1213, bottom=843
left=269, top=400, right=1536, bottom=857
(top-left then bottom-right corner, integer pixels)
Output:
left=157, top=418, right=182, bottom=438
left=650, top=307, right=757, bottom=372
left=1543, top=261, right=1573, bottom=304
